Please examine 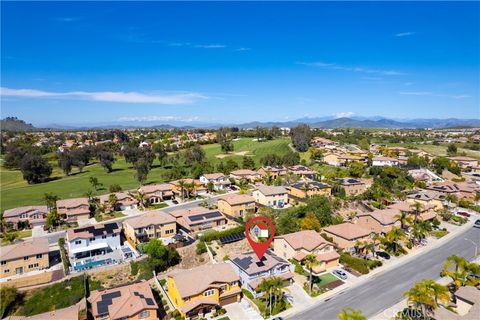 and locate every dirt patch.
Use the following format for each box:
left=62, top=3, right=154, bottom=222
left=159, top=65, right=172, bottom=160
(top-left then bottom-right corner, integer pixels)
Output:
left=88, top=263, right=135, bottom=288
left=322, top=279, right=344, bottom=290
left=176, top=242, right=210, bottom=269
left=212, top=238, right=251, bottom=262
left=234, top=151, right=250, bottom=156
